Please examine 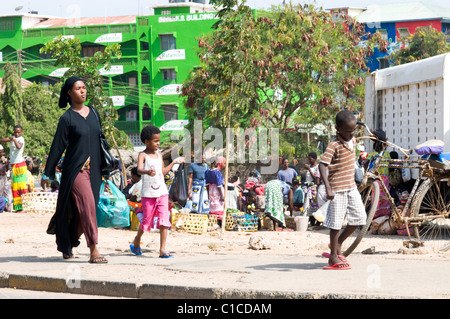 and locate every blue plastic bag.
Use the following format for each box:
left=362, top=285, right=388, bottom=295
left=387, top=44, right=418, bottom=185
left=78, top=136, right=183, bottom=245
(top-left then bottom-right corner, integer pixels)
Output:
left=0, top=196, right=5, bottom=213
left=97, top=179, right=130, bottom=228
